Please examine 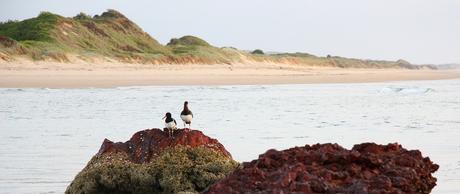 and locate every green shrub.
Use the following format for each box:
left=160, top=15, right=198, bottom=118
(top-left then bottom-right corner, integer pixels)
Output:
left=95, top=9, right=127, bottom=20
left=251, top=49, right=264, bottom=55
left=73, top=12, right=92, bottom=20
left=167, top=36, right=211, bottom=47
